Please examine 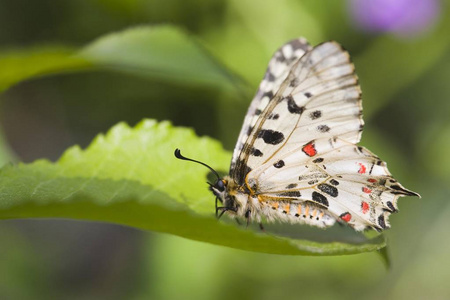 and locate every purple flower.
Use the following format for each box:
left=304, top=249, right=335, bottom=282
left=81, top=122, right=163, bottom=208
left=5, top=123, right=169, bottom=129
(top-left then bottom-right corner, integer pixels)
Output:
left=349, top=0, right=441, bottom=37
